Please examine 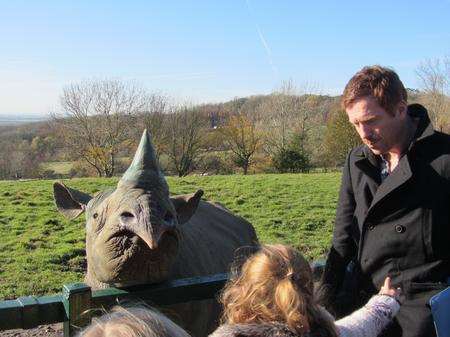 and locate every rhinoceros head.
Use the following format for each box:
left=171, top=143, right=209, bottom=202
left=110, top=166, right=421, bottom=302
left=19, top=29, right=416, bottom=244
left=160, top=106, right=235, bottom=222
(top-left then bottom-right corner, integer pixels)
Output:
left=53, top=130, right=203, bottom=287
